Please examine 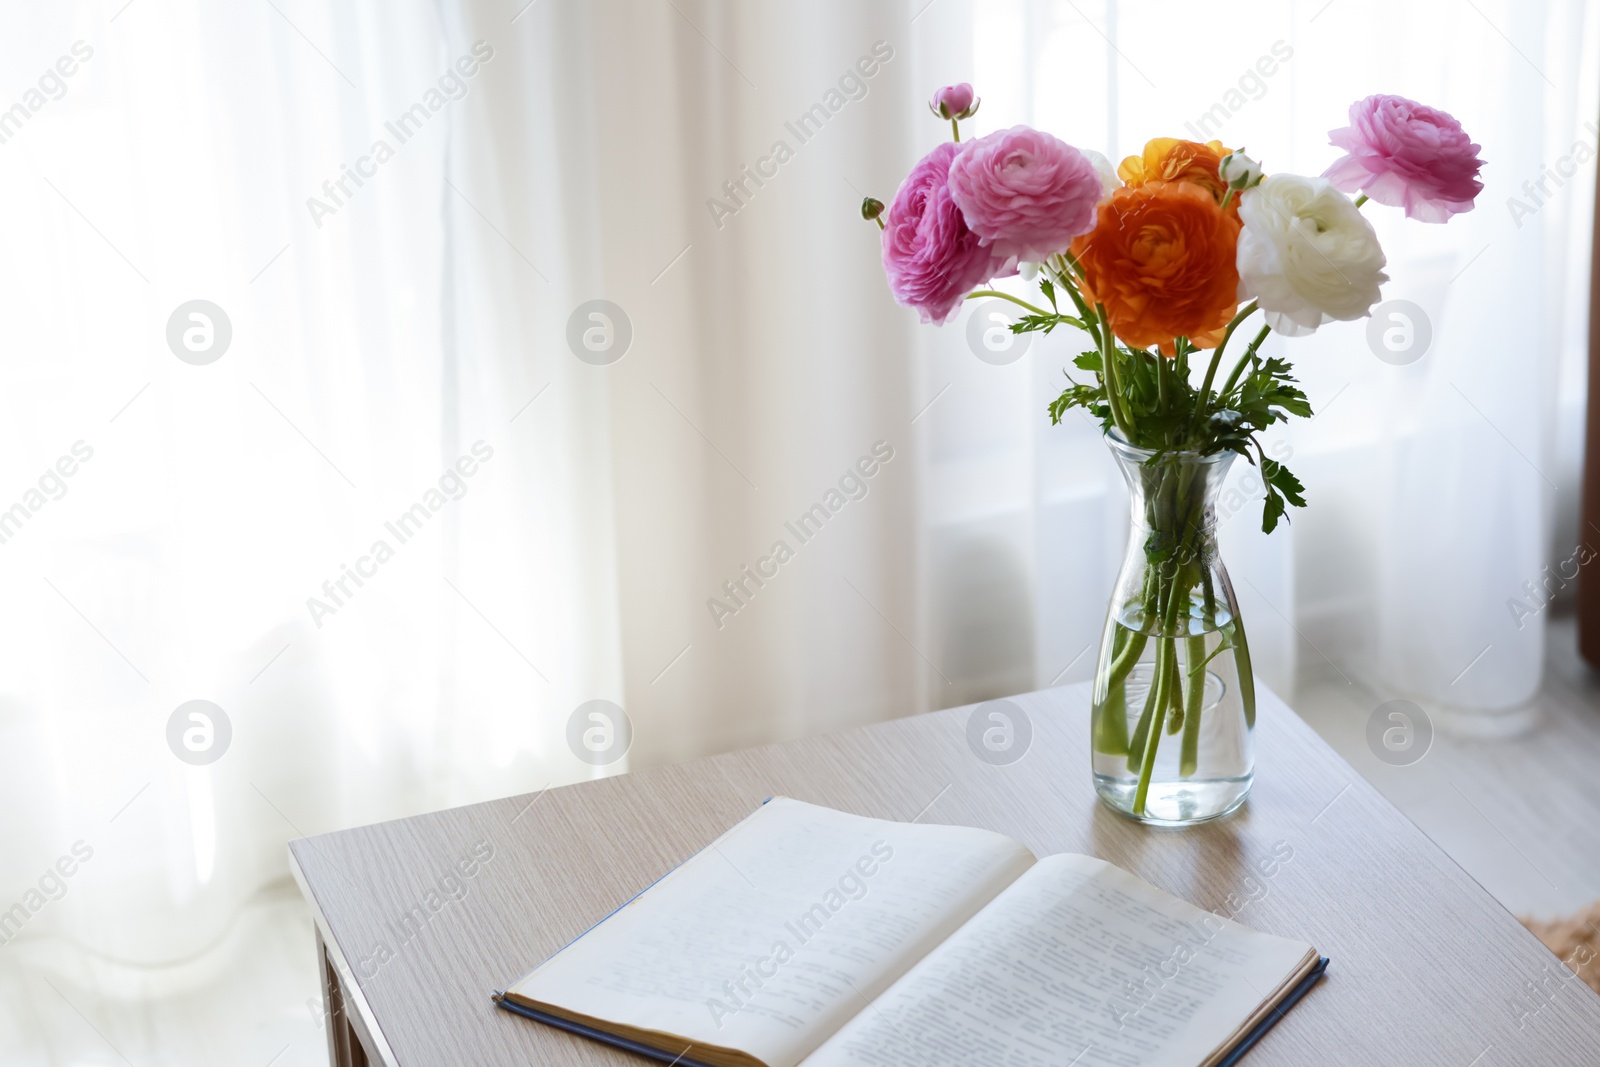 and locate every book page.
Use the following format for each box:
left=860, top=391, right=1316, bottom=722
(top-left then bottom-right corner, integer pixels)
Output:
left=800, top=853, right=1314, bottom=1067
left=508, top=797, right=1036, bottom=1067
